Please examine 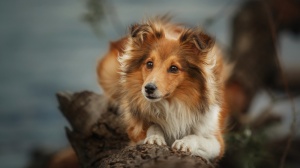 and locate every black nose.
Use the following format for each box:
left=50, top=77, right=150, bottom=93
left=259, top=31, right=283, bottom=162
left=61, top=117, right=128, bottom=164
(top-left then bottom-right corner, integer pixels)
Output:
left=145, top=83, right=157, bottom=94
